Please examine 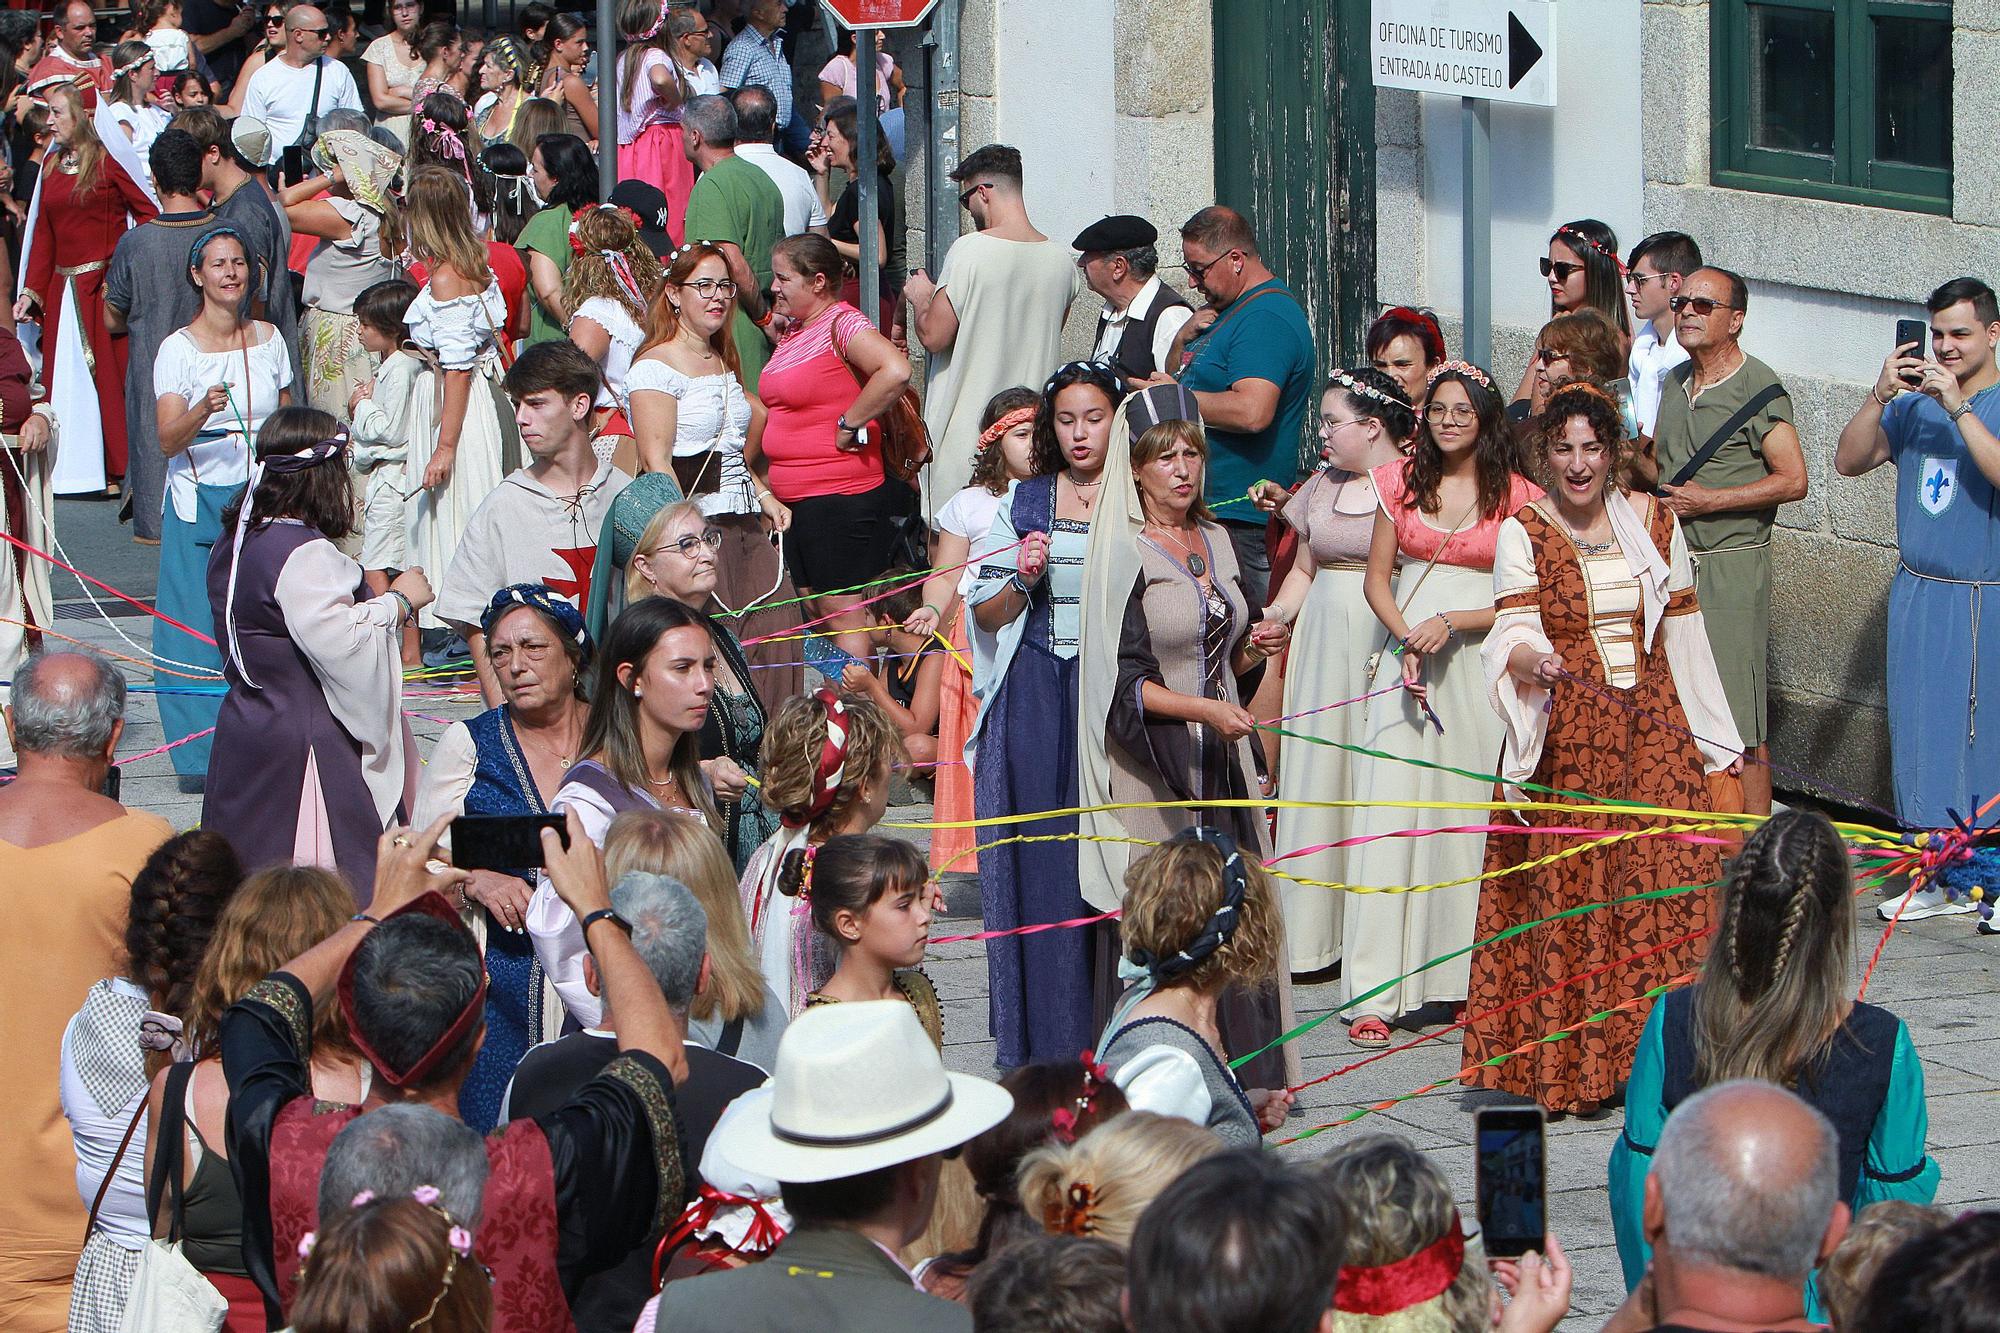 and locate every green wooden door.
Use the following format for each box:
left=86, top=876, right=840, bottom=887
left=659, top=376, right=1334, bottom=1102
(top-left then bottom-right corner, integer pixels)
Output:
left=1212, top=0, right=1375, bottom=465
